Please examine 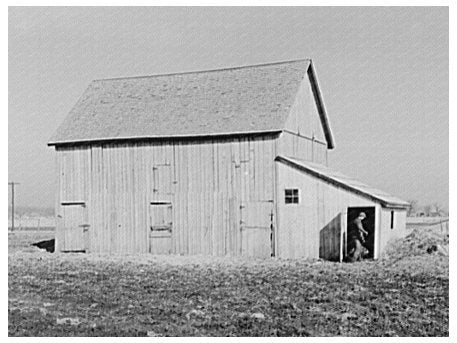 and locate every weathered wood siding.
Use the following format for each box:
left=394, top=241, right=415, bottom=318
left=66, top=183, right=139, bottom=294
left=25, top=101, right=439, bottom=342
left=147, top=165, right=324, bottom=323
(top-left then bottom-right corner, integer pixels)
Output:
left=284, top=72, right=326, bottom=141
left=54, top=135, right=277, bottom=255
left=278, top=131, right=327, bottom=165
left=378, top=208, right=407, bottom=257
left=278, top=73, right=328, bottom=165
left=276, top=161, right=380, bottom=259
